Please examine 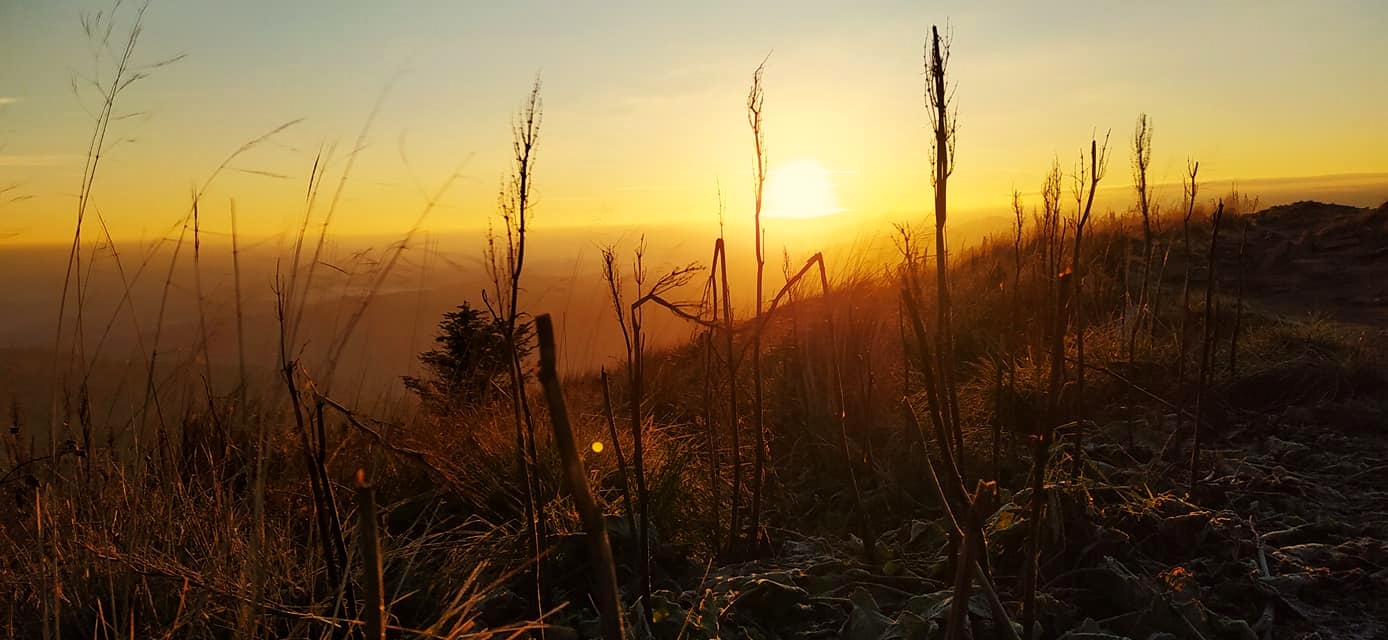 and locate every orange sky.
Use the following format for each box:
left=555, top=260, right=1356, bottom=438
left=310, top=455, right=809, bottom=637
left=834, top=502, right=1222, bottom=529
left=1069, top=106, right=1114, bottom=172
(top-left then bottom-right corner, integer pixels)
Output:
left=3, top=1, right=1387, bottom=247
